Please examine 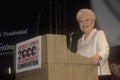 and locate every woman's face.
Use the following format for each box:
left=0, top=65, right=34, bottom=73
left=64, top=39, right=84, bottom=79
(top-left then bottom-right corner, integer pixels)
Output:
left=78, top=15, right=95, bottom=35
